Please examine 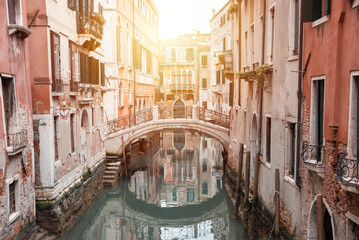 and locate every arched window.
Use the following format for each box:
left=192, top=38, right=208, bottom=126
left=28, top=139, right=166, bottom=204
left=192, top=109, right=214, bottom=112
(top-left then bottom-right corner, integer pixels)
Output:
left=182, top=71, right=186, bottom=85
left=128, top=82, right=132, bottom=105
left=188, top=71, right=192, bottom=85
left=172, top=71, right=176, bottom=85
left=119, top=82, right=123, bottom=106
left=117, top=17, right=122, bottom=62
left=177, top=71, right=180, bottom=85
